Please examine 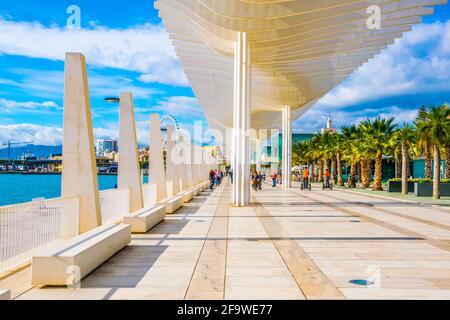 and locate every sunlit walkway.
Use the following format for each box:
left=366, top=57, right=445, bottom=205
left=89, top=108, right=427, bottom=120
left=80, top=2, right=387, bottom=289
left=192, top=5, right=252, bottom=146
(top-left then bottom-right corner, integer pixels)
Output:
left=9, top=179, right=450, bottom=300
